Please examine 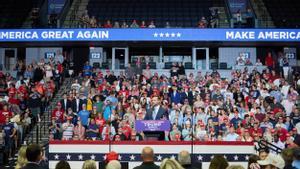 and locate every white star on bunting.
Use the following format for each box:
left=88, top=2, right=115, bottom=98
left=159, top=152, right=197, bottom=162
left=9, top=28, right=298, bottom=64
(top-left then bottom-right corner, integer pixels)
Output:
left=165, top=33, right=170, bottom=37
left=223, top=155, right=227, bottom=159
left=54, top=154, right=59, bottom=160
left=66, top=154, right=71, bottom=160
left=171, top=33, right=176, bottom=37
left=118, top=155, right=122, bottom=160
left=245, top=155, right=249, bottom=160
left=170, top=155, right=176, bottom=159
left=130, top=155, right=136, bottom=161
left=177, top=33, right=181, bottom=37
left=159, top=33, right=164, bottom=37
left=234, top=155, right=239, bottom=161
left=197, top=155, right=203, bottom=161
left=78, top=154, right=83, bottom=160
left=157, top=155, right=162, bottom=161
left=90, top=154, right=96, bottom=160
left=102, top=155, right=107, bottom=160
left=153, top=33, right=158, bottom=37
left=210, top=155, right=214, bottom=159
